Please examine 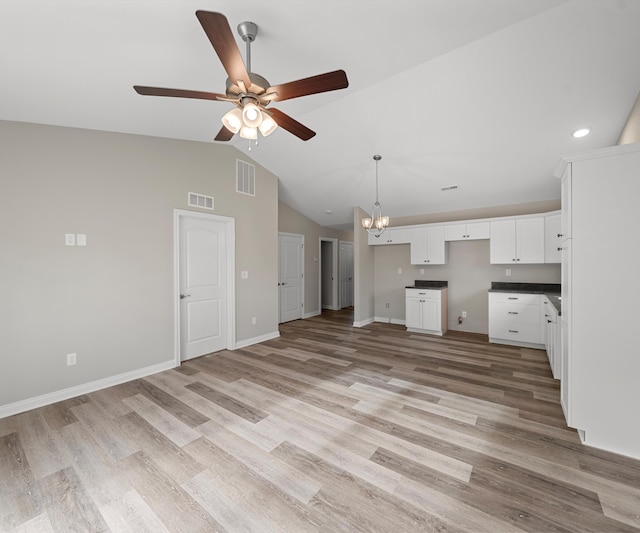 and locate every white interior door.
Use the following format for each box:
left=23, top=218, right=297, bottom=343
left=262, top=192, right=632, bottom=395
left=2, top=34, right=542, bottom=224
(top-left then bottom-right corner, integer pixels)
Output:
left=179, top=214, right=228, bottom=360
left=339, top=241, right=354, bottom=308
left=279, top=233, right=304, bottom=323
